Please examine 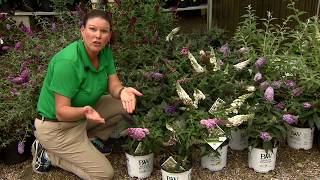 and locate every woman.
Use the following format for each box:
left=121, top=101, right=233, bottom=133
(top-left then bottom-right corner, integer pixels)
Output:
left=32, top=9, right=142, bottom=179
